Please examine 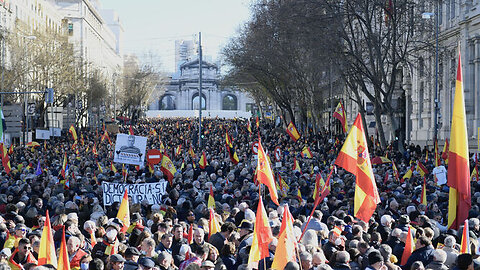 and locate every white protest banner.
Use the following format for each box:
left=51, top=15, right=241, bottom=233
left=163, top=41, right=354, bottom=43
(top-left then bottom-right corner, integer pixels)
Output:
left=114, top=134, right=147, bottom=166
left=102, top=181, right=168, bottom=206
